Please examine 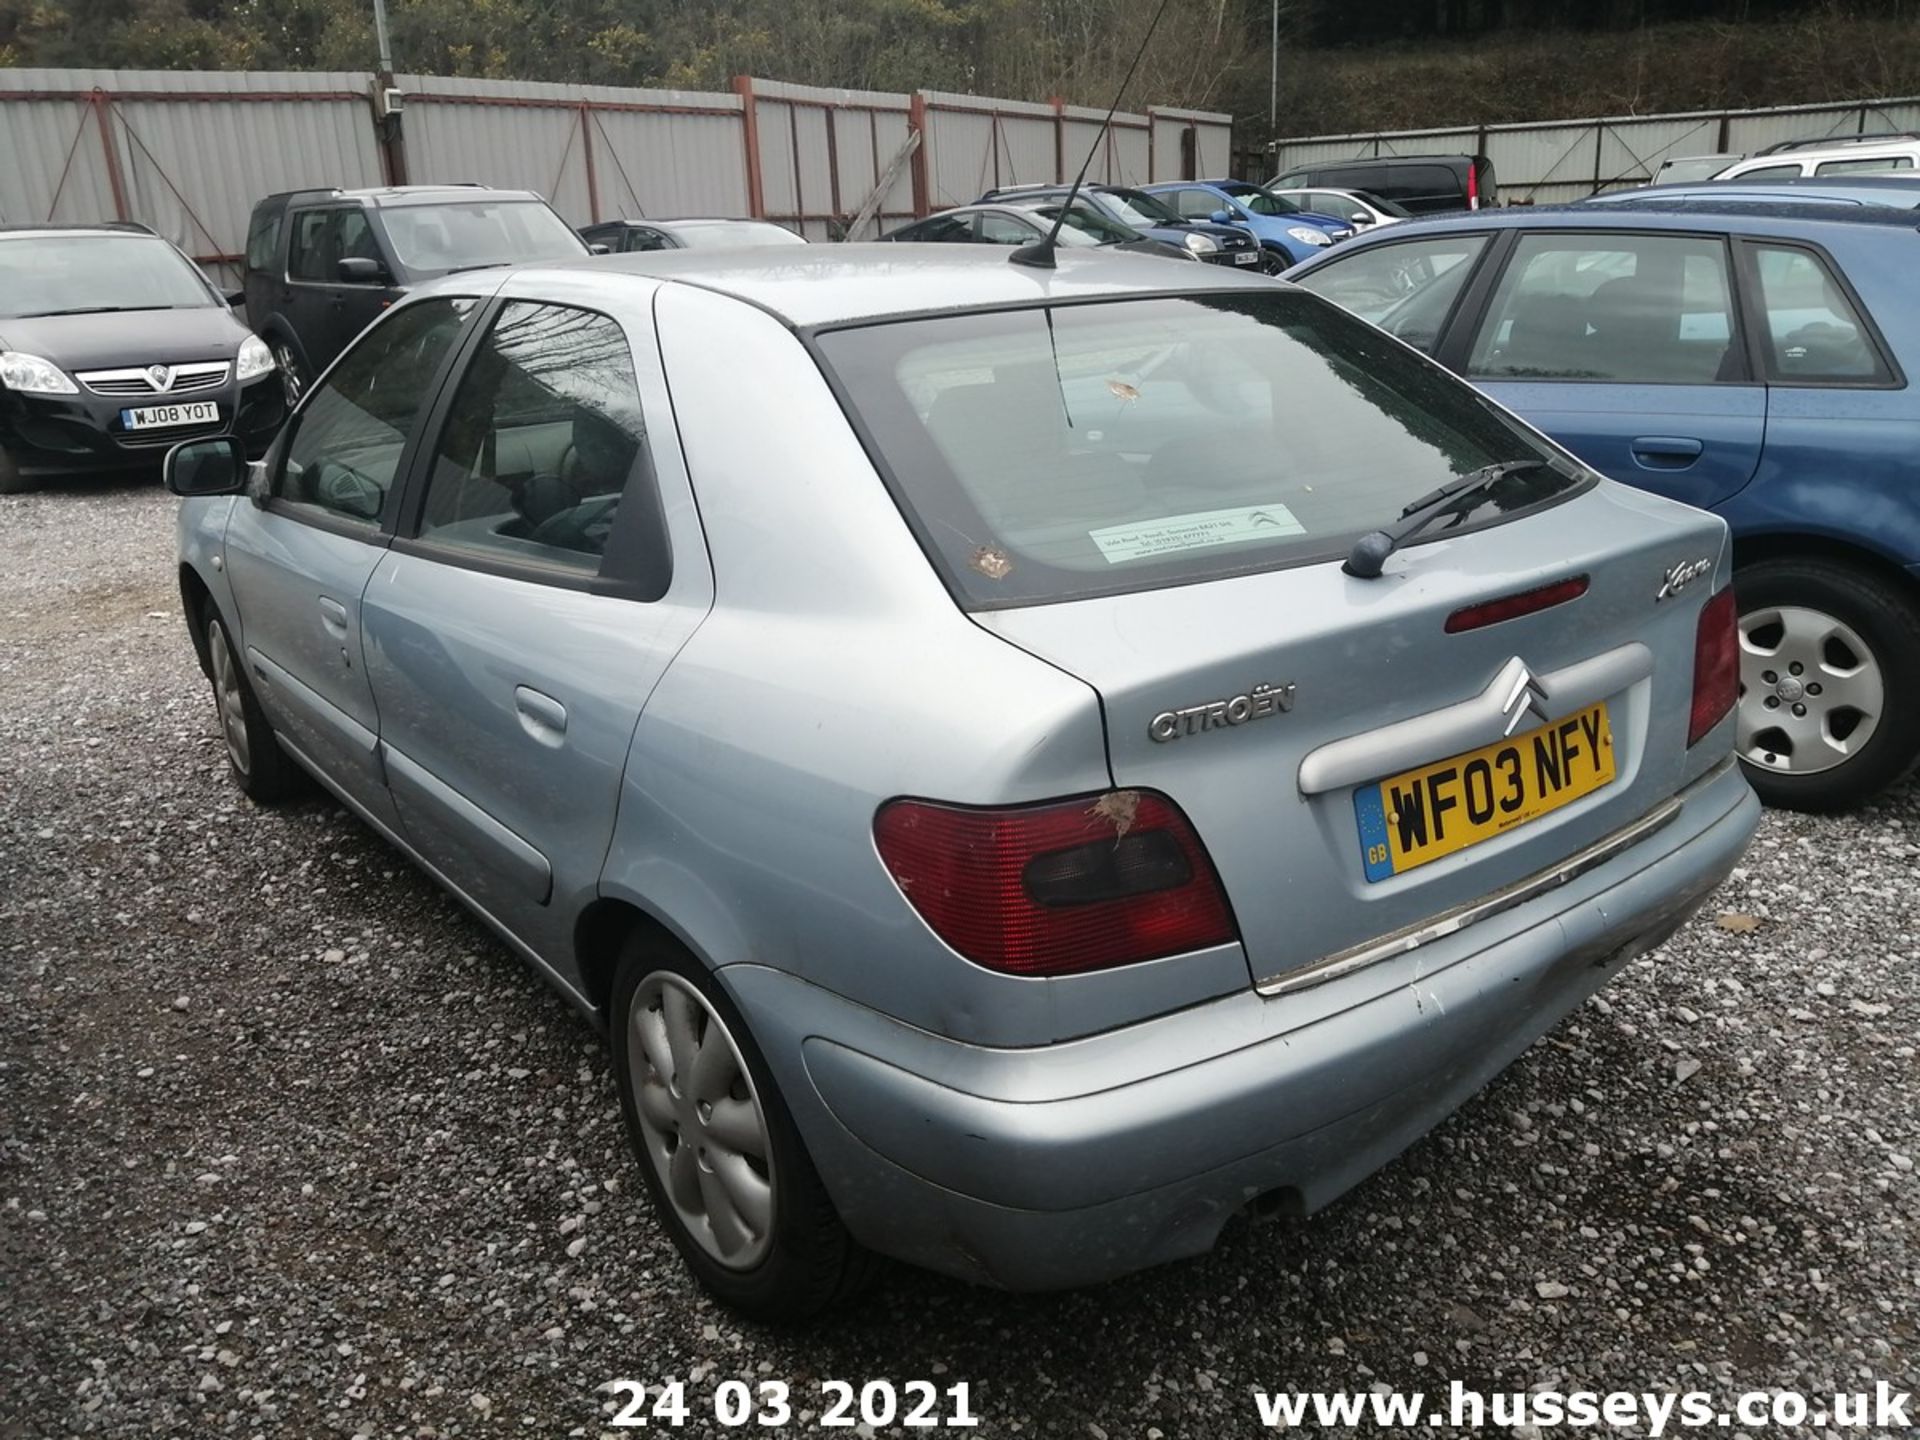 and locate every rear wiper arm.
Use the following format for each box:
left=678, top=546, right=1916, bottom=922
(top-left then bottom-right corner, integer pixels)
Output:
left=1343, top=459, right=1559, bottom=580
left=440, top=261, right=509, bottom=275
